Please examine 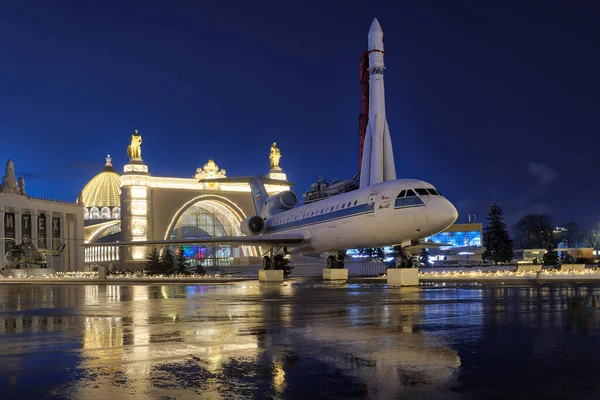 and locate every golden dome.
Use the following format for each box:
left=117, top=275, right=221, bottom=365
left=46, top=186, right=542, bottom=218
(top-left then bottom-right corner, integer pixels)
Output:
left=81, top=155, right=121, bottom=208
